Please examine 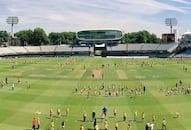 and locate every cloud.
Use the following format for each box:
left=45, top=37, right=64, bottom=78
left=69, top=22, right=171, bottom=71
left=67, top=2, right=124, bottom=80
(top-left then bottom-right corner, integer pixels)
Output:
left=170, top=0, right=191, bottom=5
left=0, top=0, right=190, bottom=37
